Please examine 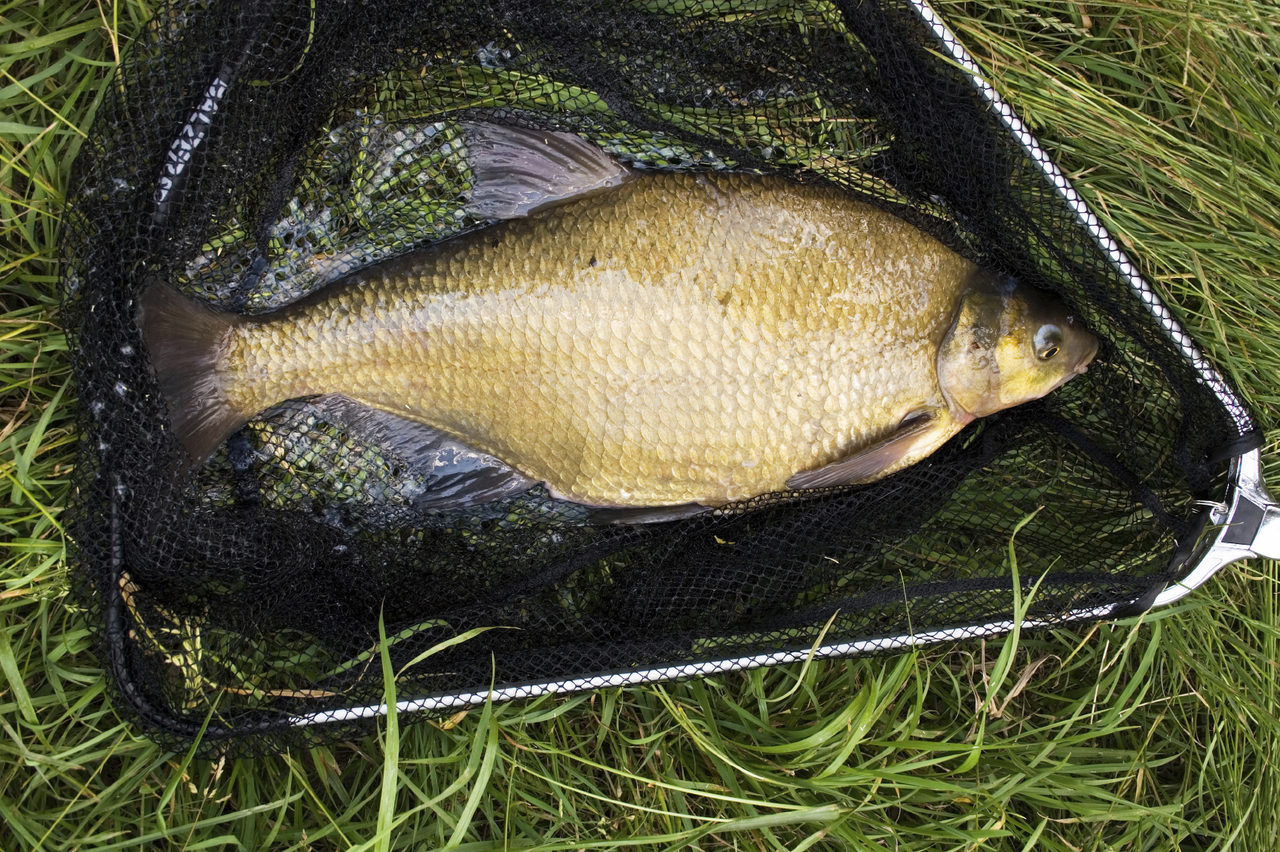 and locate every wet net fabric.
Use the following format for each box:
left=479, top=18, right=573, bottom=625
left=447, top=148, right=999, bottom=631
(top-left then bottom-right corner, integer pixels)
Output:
left=62, top=0, right=1254, bottom=751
